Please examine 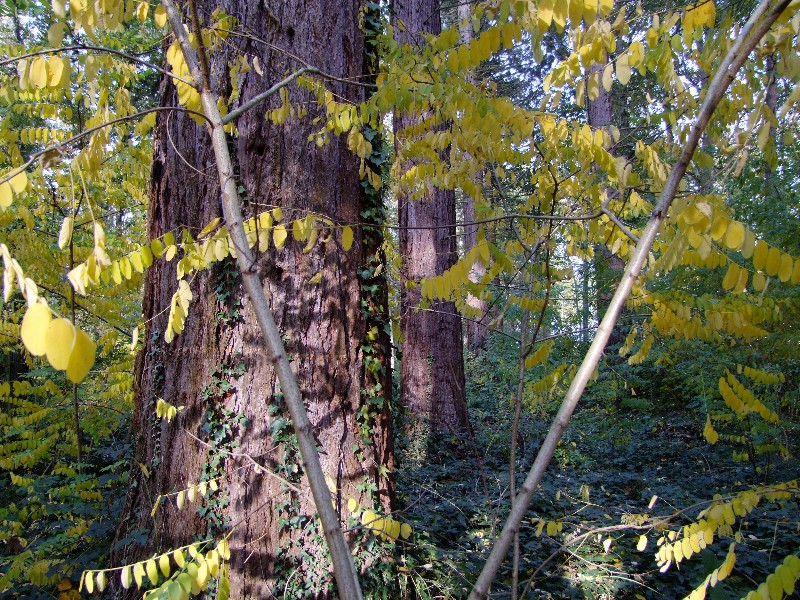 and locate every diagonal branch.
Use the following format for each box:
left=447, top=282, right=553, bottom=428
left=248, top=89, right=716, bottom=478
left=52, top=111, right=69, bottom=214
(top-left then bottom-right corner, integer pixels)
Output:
left=468, top=0, right=794, bottom=597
